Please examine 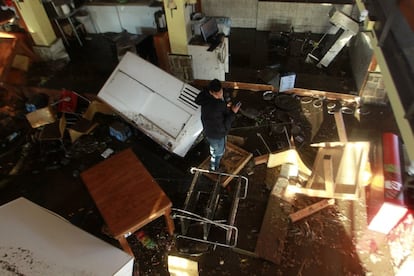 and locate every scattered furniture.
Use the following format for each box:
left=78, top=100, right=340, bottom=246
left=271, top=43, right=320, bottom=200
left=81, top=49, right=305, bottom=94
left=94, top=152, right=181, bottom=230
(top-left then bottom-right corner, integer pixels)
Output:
left=175, top=167, right=248, bottom=248
left=291, top=141, right=370, bottom=200
left=25, top=106, right=57, bottom=128
left=39, top=114, right=67, bottom=152
left=67, top=100, right=113, bottom=143
left=80, top=148, right=175, bottom=256
left=67, top=117, right=97, bottom=143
